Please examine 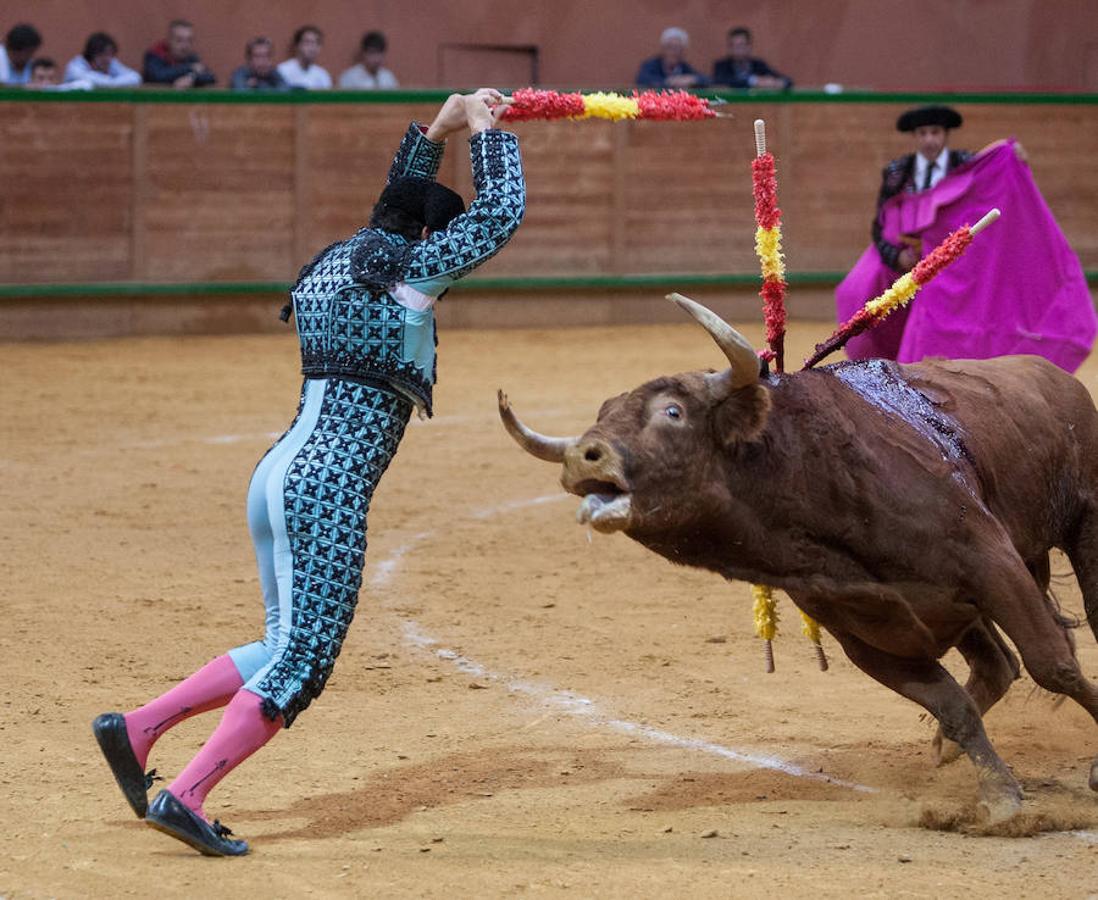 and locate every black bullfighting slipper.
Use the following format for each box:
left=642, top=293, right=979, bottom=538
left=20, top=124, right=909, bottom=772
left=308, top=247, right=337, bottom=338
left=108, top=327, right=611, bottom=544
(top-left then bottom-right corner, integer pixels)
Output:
left=92, top=712, right=161, bottom=818
left=145, top=789, right=249, bottom=857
